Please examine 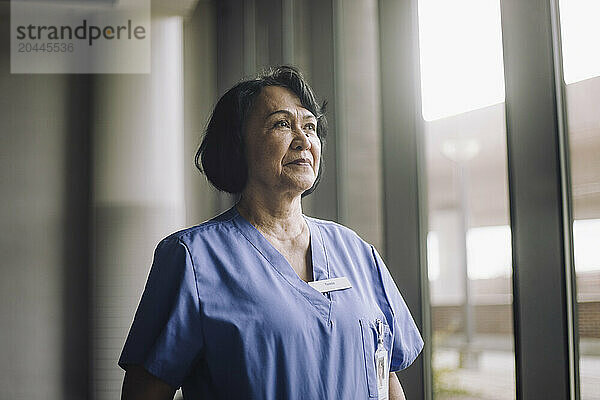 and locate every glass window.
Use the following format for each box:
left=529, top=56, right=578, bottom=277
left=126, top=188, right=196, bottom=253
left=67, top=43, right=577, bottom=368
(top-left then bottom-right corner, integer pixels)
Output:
left=559, top=1, right=600, bottom=398
left=418, top=0, right=516, bottom=398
